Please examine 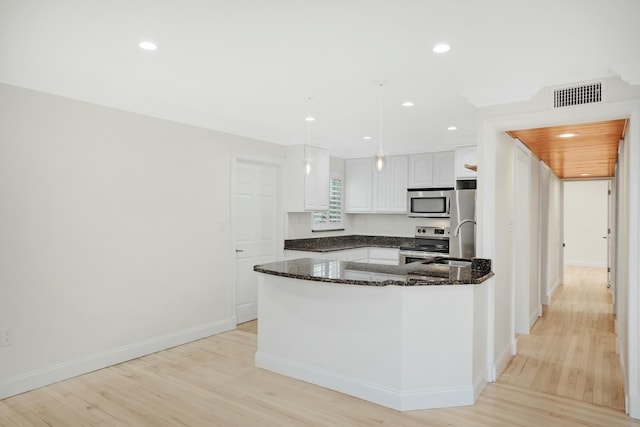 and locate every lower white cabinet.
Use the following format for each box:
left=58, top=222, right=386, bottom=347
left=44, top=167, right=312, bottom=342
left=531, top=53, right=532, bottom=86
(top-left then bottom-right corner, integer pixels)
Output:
left=367, top=247, right=400, bottom=265
left=284, top=247, right=398, bottom=265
